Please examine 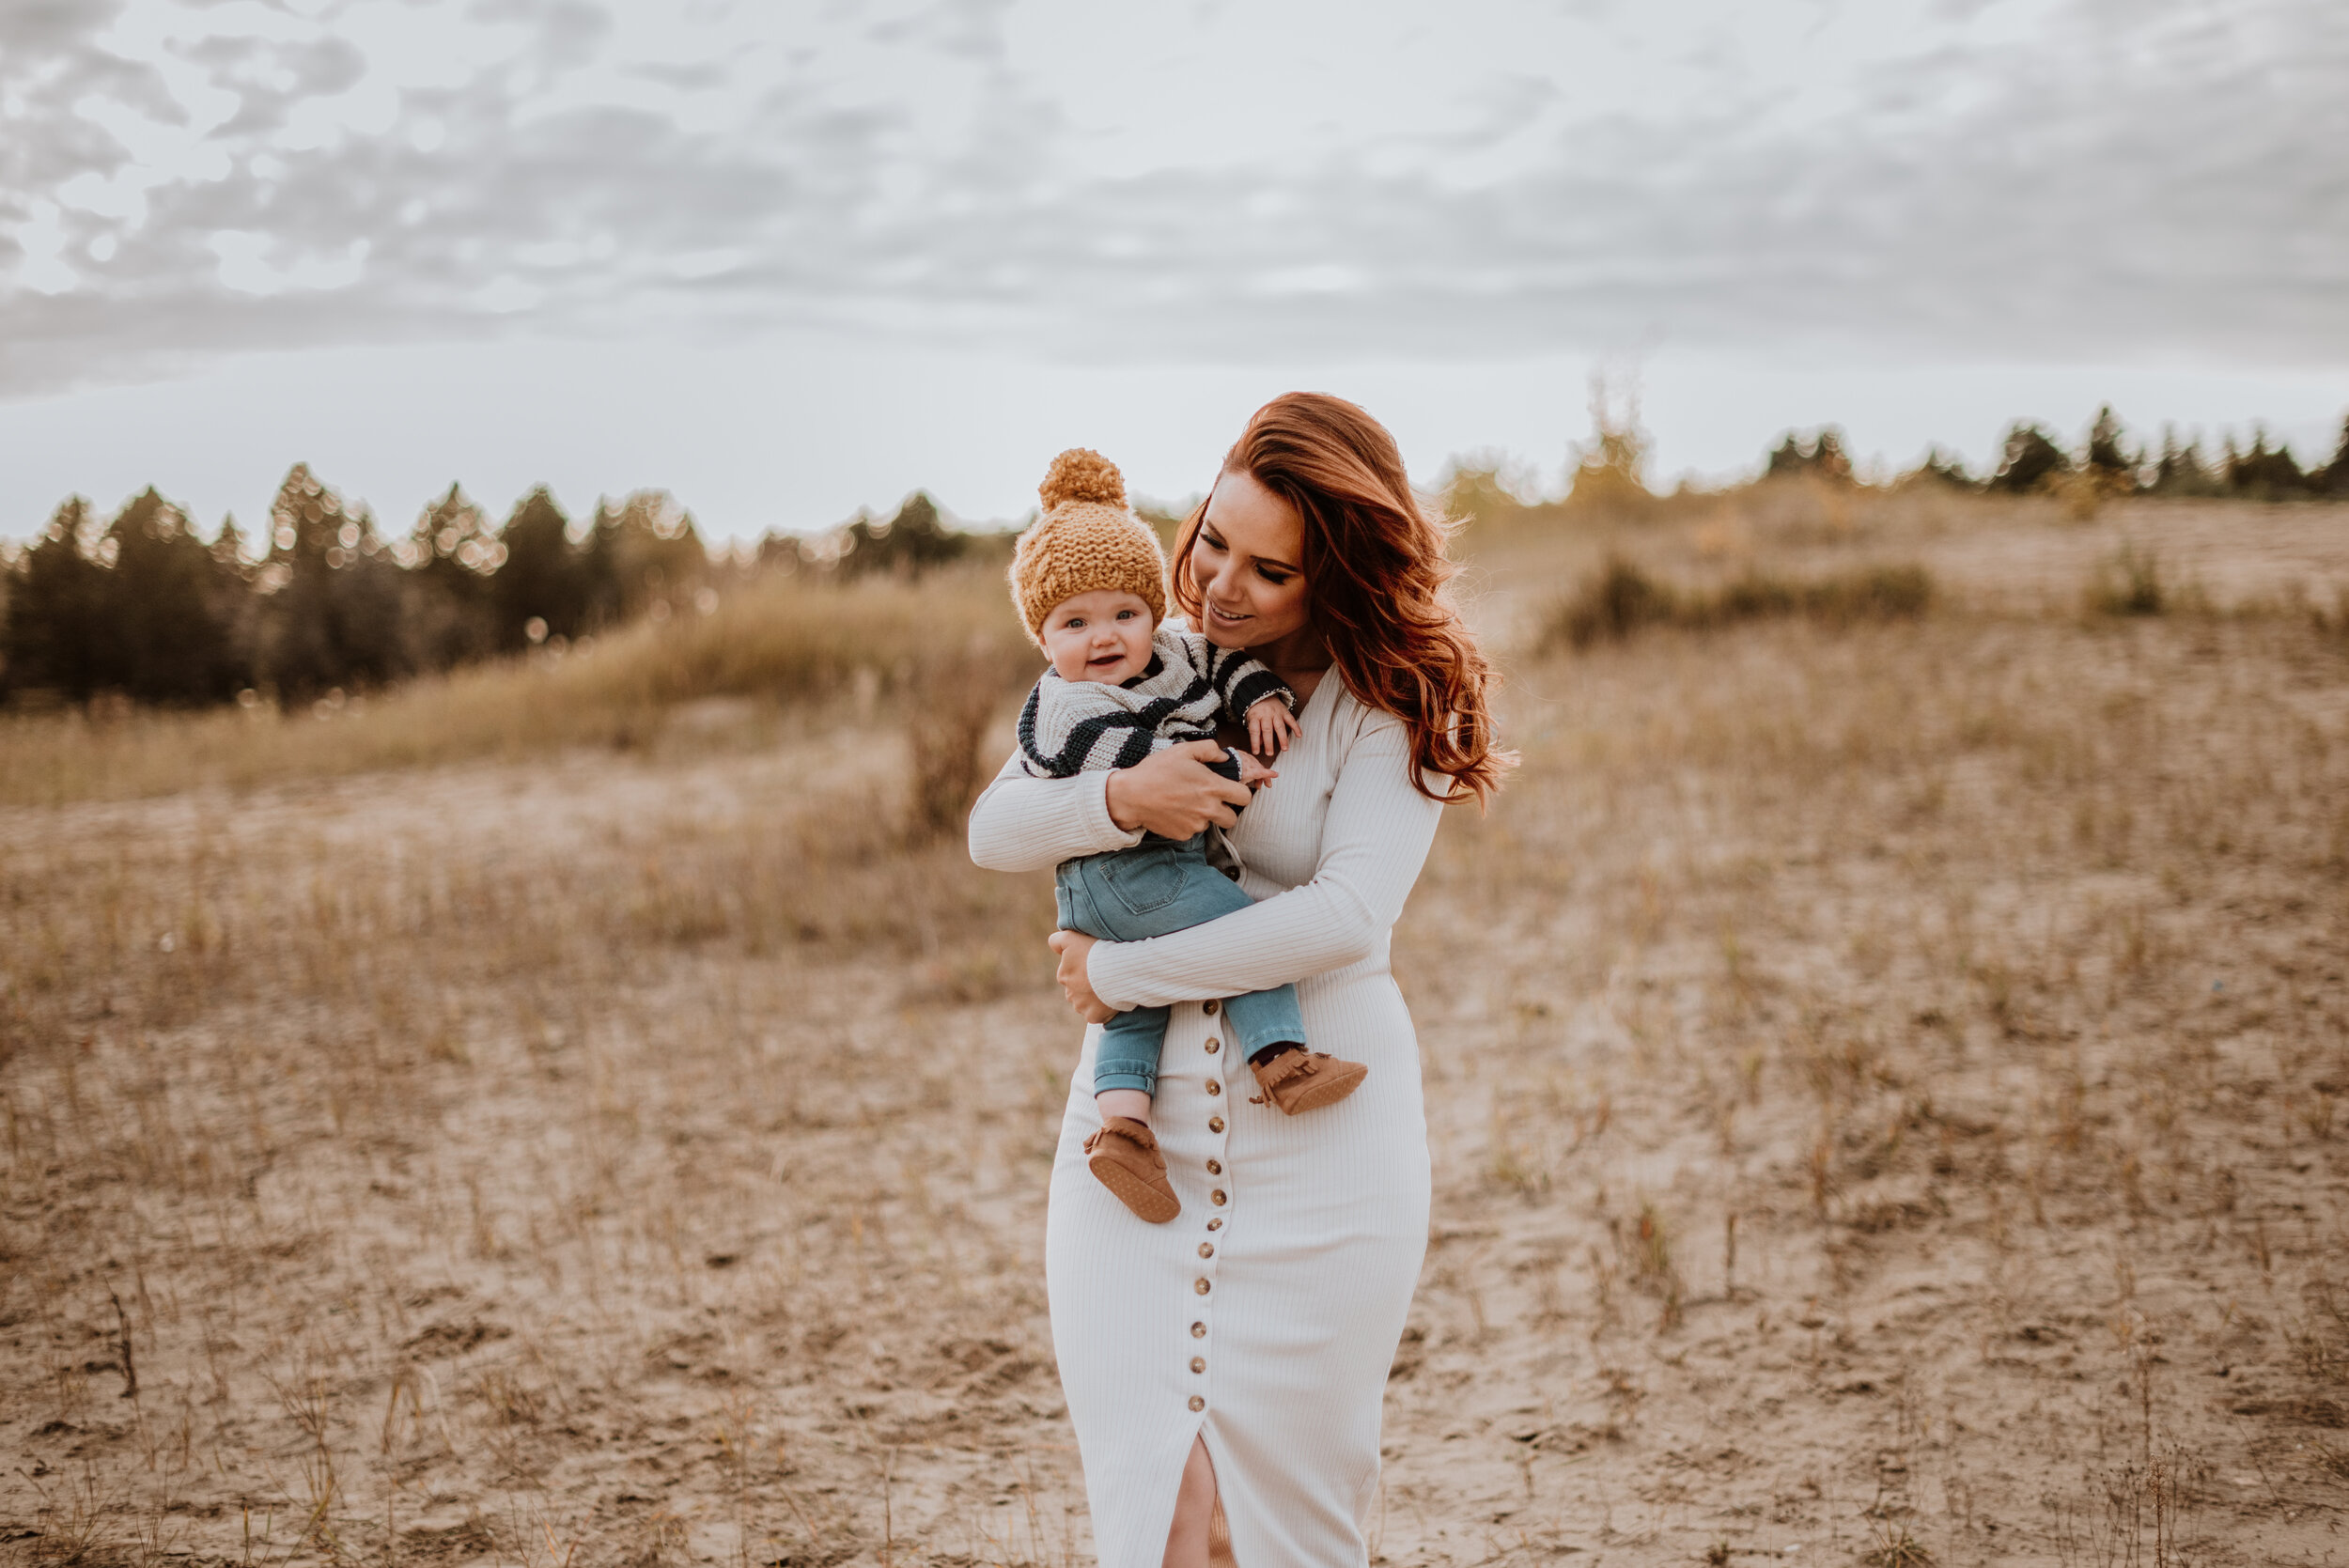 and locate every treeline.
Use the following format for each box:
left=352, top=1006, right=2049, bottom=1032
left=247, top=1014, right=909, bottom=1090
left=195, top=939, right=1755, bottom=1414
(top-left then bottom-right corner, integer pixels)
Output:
left=1766, top=408, right=2349, bottom=499
left=0, top=466, right=991, bottom=709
